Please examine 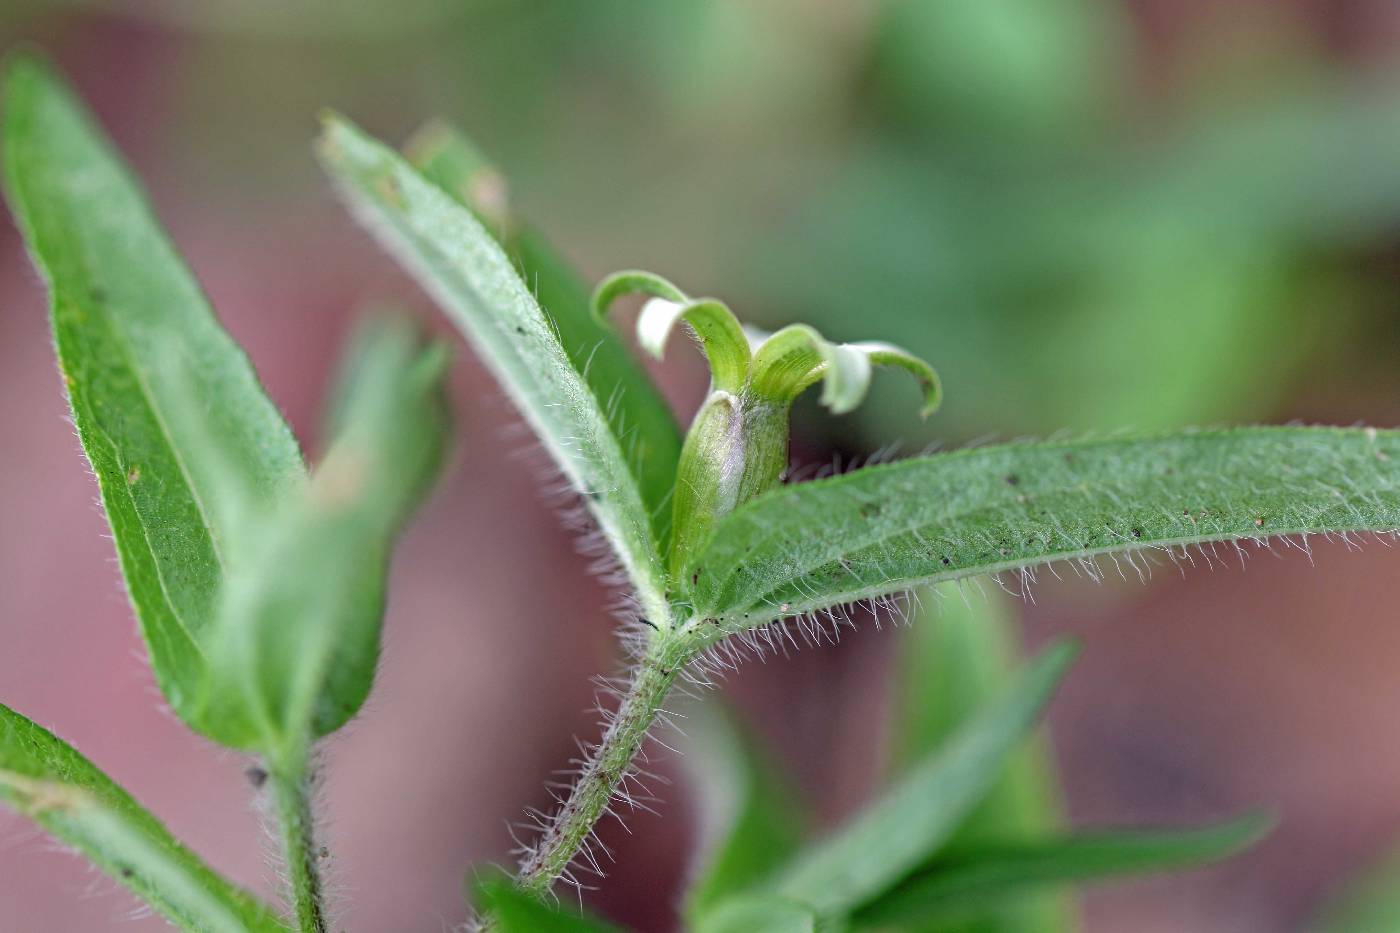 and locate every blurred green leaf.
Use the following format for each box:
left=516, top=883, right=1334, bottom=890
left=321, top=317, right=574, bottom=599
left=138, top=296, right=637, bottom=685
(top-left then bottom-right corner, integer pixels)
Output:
left=681, top=704, right=807, bottom=923
left=874, top=0, right=1125, bottom=146
left=0, top=55, right=304, bottom=723
left=473, top=875, right=623, bottom=932
left=318, top=113, right=672, bottom=622
left=1312, top=843, right=1400, bottom=932
left=758, top=640, right=1078, bottom=916
left=0, top=703, right=287, bottom=932
left=853, top=814, right=1273, bottom=927
left=892, top=582, right=1072, bottom=933
left=684, top=428, right=1400, bottom=638
left=405, top=121, right=683, bottom=546
left=695, top=895, right=819, bottom=933
left=191, top=319, right=449, bottom=756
